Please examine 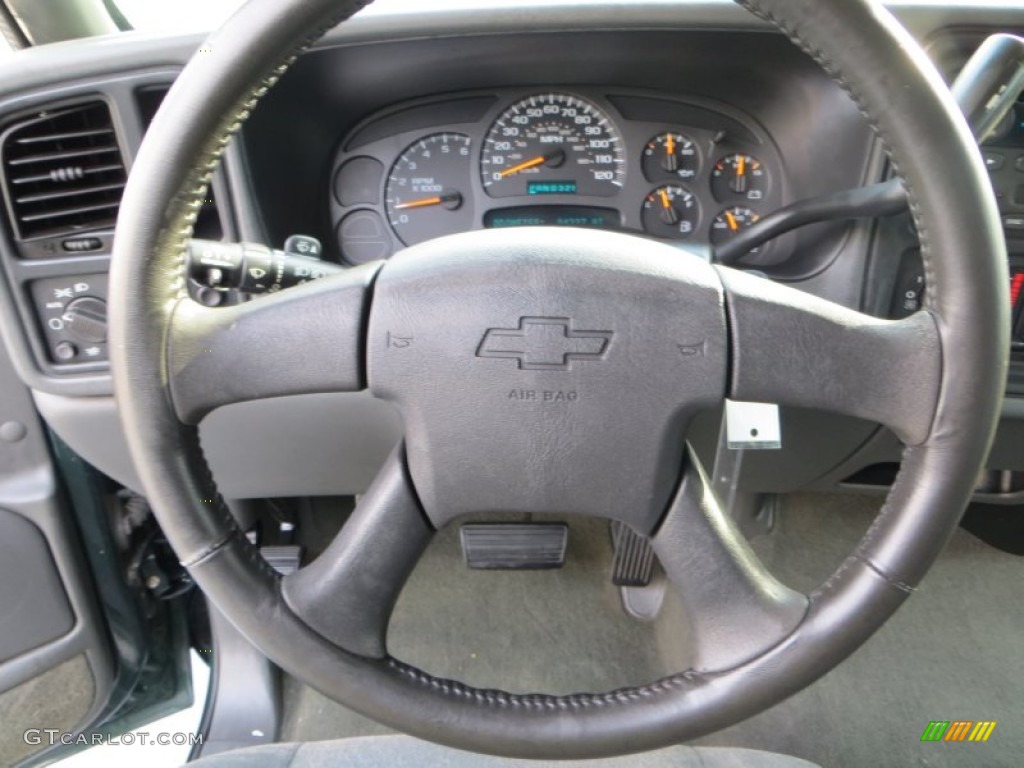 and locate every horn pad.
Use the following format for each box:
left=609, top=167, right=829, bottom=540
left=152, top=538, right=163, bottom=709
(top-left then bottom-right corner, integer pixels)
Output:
left=368, top=228, right=727, bottom=533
